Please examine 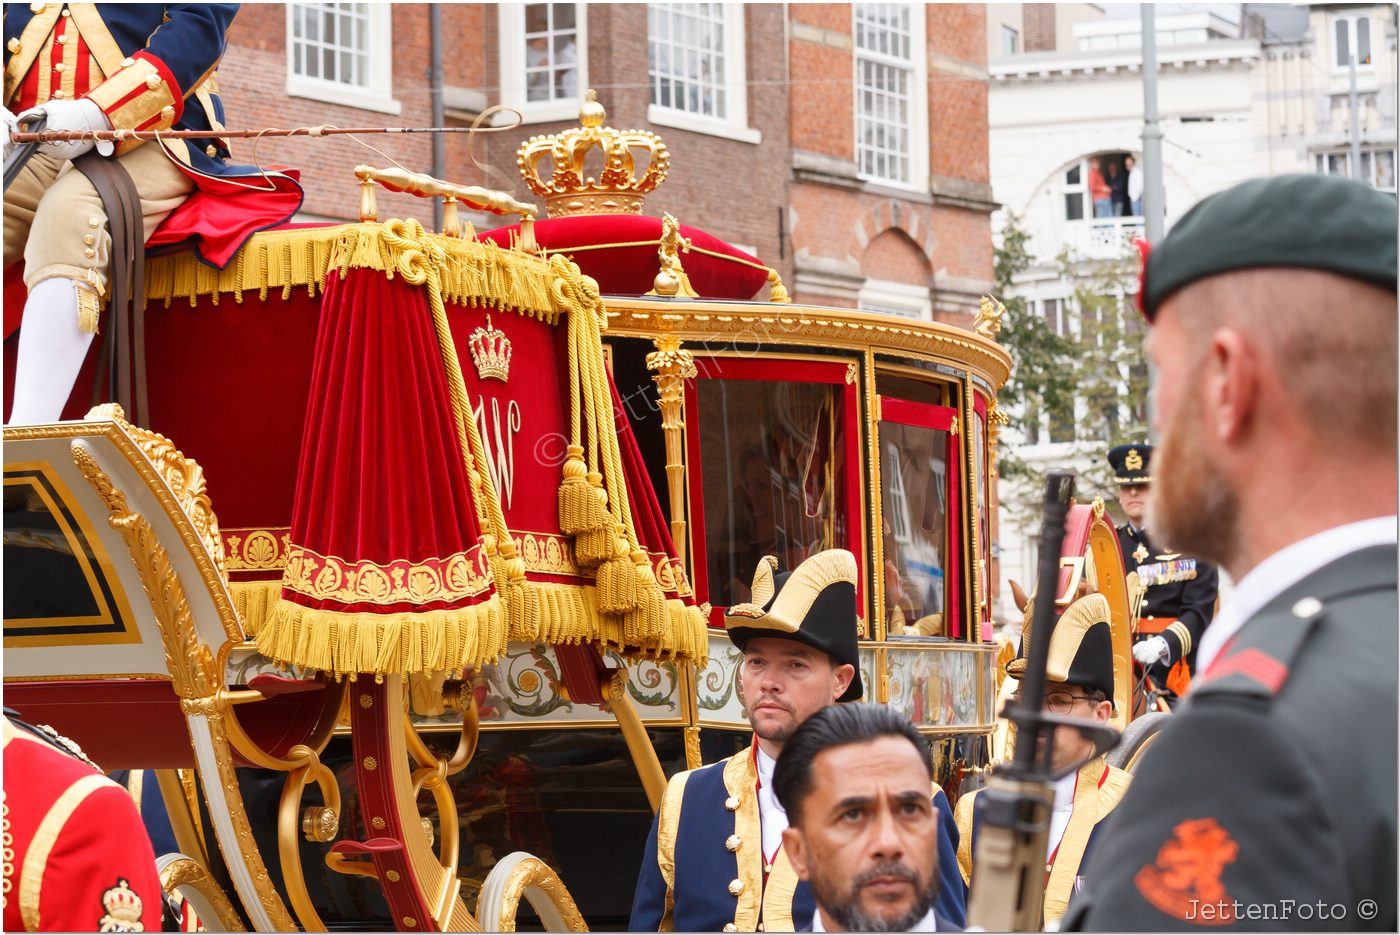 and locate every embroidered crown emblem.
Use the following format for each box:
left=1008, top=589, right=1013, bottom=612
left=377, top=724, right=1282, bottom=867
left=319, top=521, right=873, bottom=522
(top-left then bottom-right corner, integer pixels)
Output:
left=517, top=90, right=670, bottom=217
left=99, top=878, right=144, bottom=932
left=469, top=314, right=512, bottom=383
left=1125, top=448, right=1143, bottom=471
